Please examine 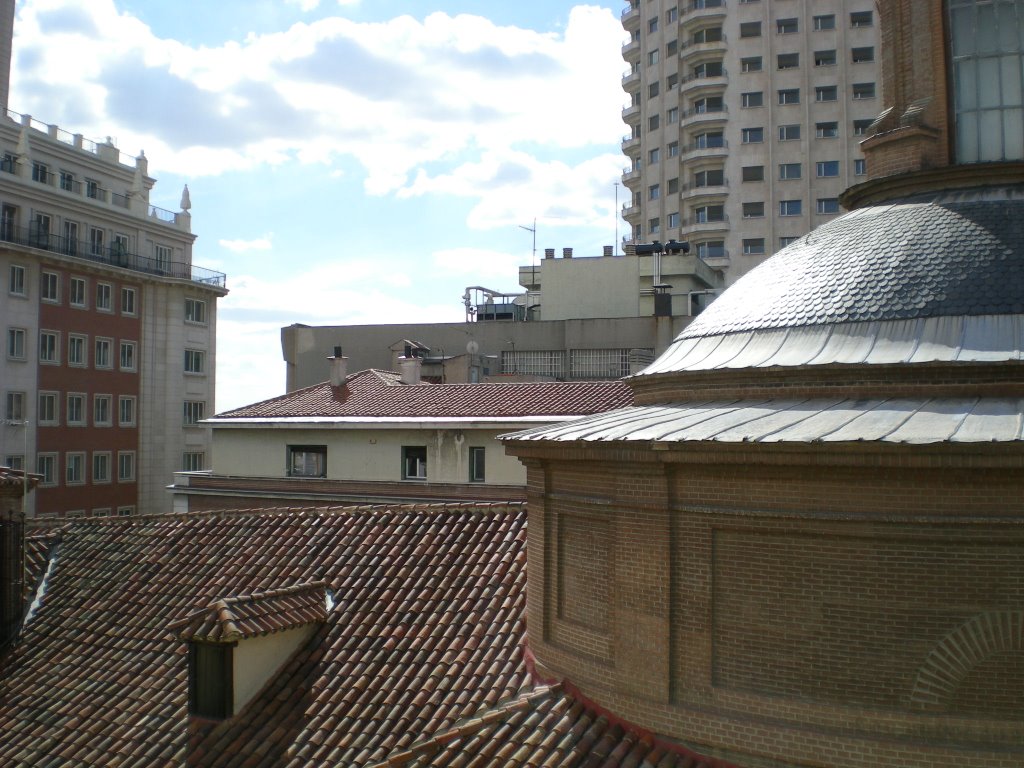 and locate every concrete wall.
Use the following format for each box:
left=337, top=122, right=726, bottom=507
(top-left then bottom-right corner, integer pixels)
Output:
left=233, top=624, right=317, bottom=715
left=538, top=256, right=640, bottom=320
left=212, top=425, right=526, bottom=486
